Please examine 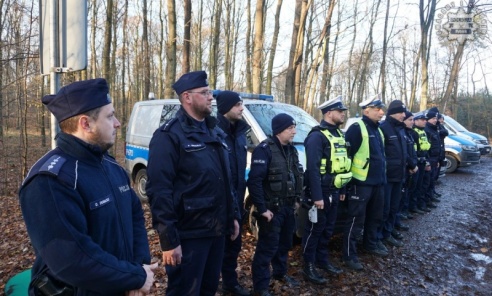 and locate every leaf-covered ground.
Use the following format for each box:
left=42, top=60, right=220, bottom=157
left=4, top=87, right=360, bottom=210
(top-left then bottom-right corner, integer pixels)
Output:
left=2, top=151, right=491, bottom=295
